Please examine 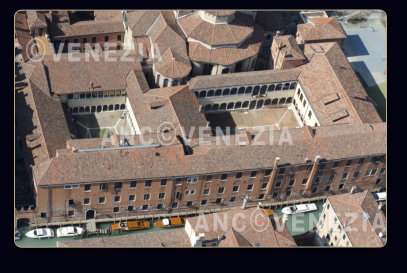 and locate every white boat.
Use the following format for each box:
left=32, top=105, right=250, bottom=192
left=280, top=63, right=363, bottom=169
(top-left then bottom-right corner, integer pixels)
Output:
left=282, top=203, right=318, bottom=215
left=374, top=192, right=386, bottom=201
left=25, top=228, right=54, bottom=239
left=56, top=226, right=84, bottom=237
left=15, top=230, right=22, bottom=241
